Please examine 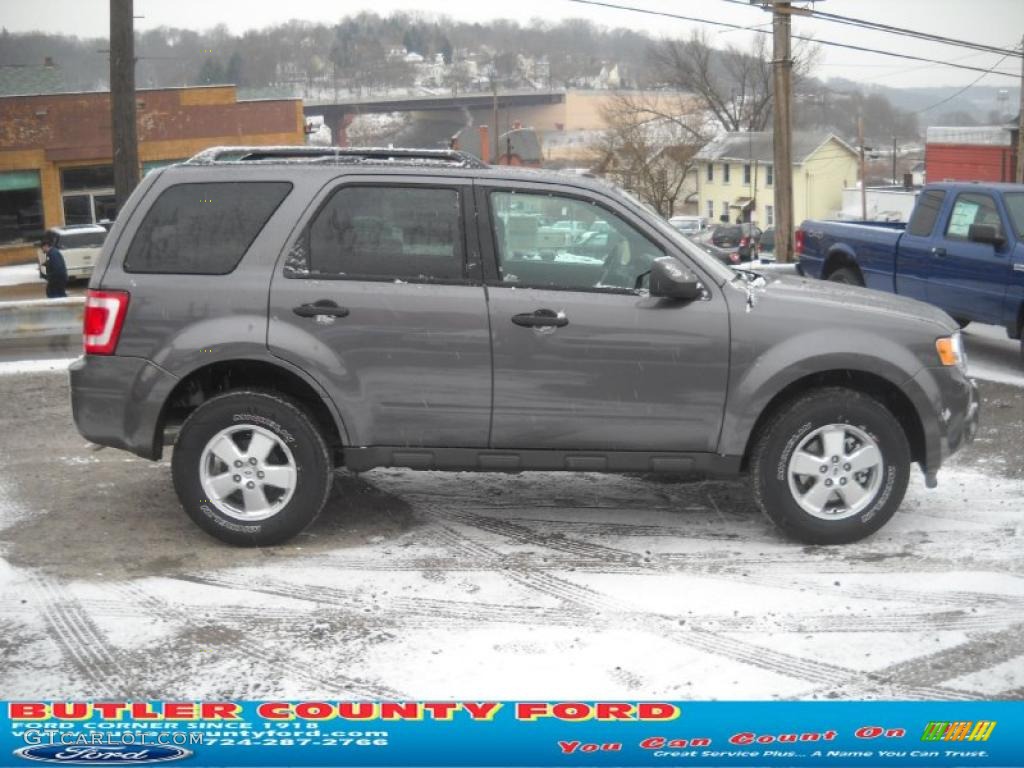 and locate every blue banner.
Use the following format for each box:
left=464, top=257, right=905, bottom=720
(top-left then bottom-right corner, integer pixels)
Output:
left=2, top=701, right=1022, bottom=767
